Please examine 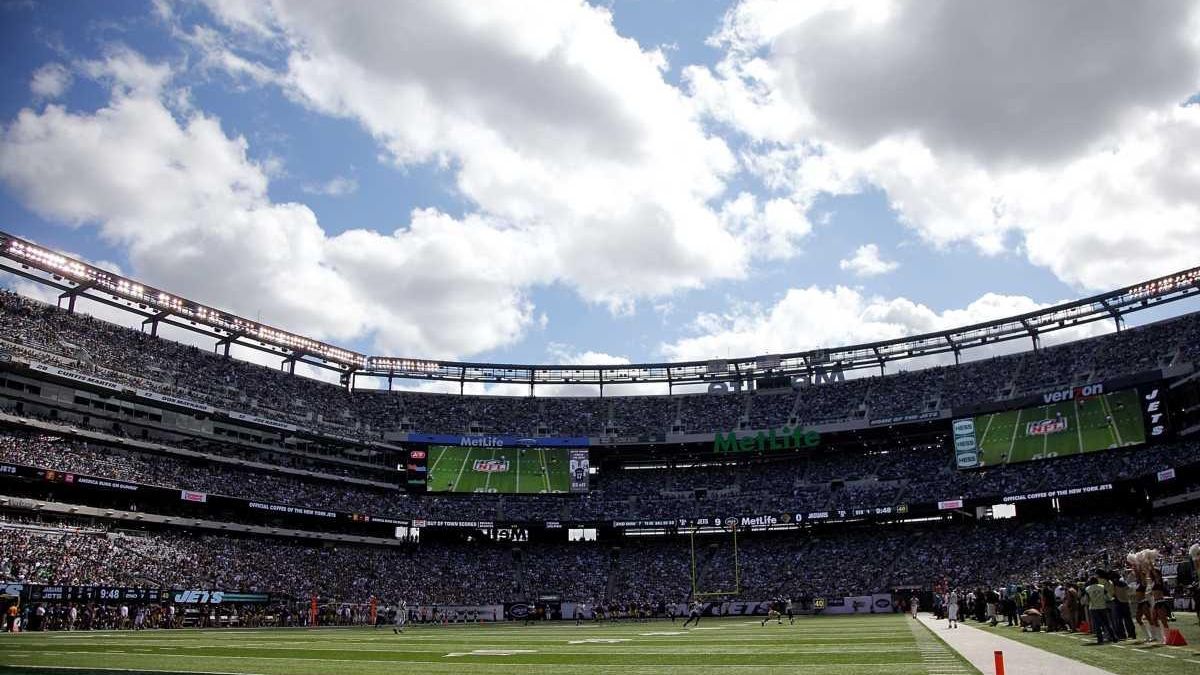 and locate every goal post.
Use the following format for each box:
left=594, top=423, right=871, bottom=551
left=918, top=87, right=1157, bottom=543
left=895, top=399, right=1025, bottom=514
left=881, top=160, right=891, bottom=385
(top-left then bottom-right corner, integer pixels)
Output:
left=689, top=521, right=741, bottom=599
